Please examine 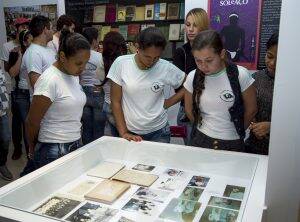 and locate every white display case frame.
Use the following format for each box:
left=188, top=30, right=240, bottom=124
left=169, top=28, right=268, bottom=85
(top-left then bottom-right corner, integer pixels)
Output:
left=0, top=136, right=267, bottom=222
